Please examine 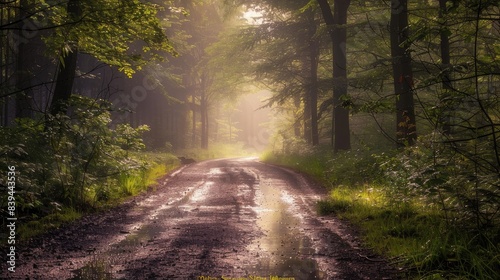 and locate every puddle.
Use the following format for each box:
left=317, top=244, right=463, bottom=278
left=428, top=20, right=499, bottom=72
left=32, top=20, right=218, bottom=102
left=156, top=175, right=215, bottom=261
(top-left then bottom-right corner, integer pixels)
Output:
left=191, top=182, right=214, bottom=202
left=248, top=181, right=324, bottom=279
